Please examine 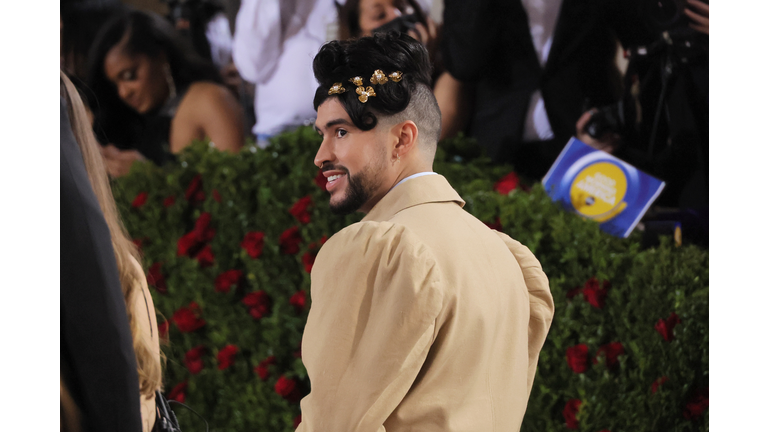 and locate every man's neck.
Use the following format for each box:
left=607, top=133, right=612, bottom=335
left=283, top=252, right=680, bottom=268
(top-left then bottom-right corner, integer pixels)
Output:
left=359, top=162, right=433, bottom=215
left=391, top=161, right=434, bottom=189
